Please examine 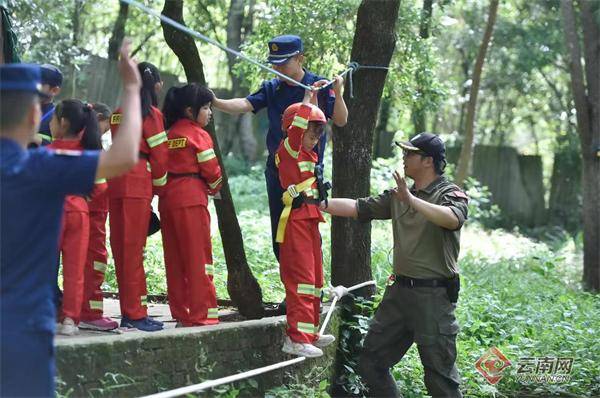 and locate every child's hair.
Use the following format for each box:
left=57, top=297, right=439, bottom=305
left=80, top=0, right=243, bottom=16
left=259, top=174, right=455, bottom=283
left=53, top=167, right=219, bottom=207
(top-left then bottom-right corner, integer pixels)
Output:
left=54, top=99, right=102, bottom=150
left=162, top=83, right=214, bottom=129
left=92, top=102, right=111, bottom=121
left=138, top=62, right=161, bottom=118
